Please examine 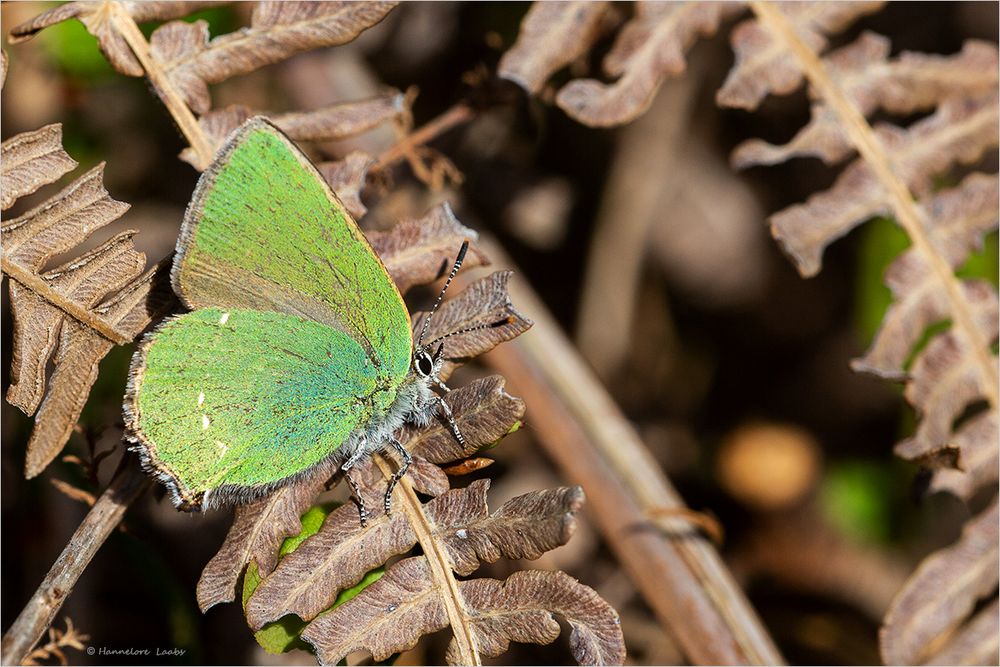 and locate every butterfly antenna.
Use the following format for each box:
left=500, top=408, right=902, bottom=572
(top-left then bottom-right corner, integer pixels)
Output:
left=425, top=316, right=516, bottom=348
left=417, top=240, right=470, bottom=349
